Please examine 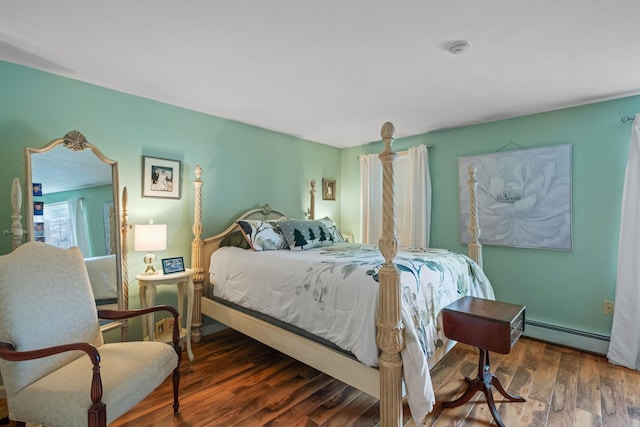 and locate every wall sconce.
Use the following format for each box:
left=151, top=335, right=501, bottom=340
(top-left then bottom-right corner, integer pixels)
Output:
left=134, top=221, right=167, bottom=275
